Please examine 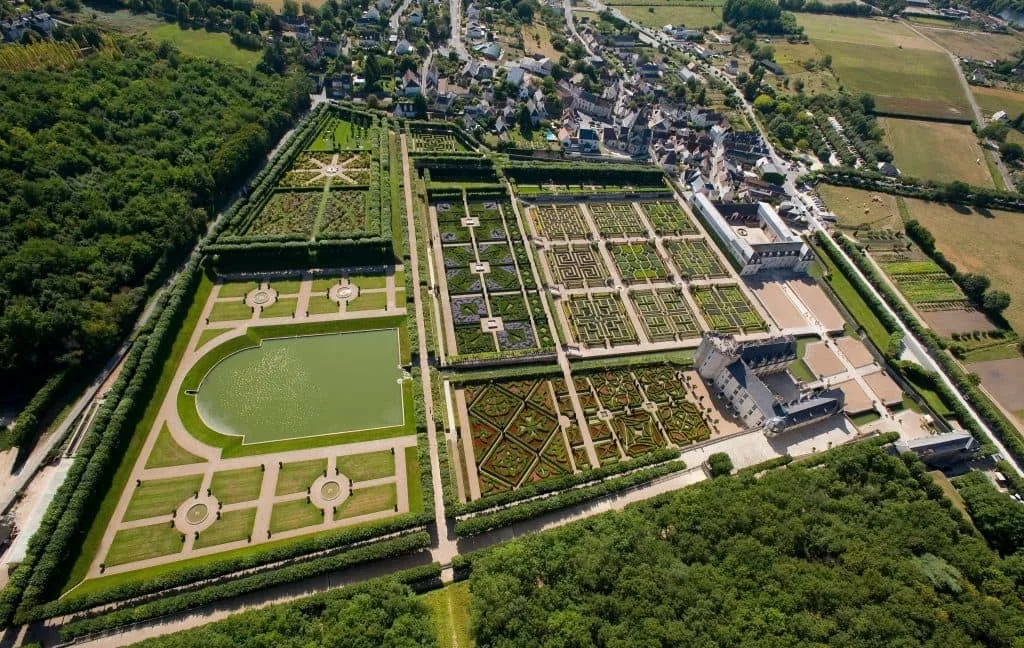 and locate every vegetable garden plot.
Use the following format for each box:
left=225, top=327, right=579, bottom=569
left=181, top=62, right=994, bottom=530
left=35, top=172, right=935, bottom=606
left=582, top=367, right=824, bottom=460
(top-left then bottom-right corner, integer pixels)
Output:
left=630, top=288, right=703, bottom=342
left=587, top=202, right=648, bottom=238
left=545, top=245, right=612, bottom=289
left=608, top=243, right=671, bottom=284
left=246, top=191, right=320, bottom=236
left=463, top=378, right=576, bottom=496
left=690, top=284, right=766, bottom=334
left=564, top=293, right=638, bottom=347
left=665, top=239, right=726, bottom=279
left=640, top=200, right=697, bottom=235
left=879, top=259, right=968, bottom=306
left=531, top=204, right=592, bottom=239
